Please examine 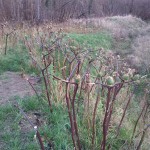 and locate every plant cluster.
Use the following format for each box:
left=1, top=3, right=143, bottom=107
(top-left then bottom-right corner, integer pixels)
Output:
left=21, top=25, right=150, bottom=150
left=1, top=23, right=149, bottom=149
